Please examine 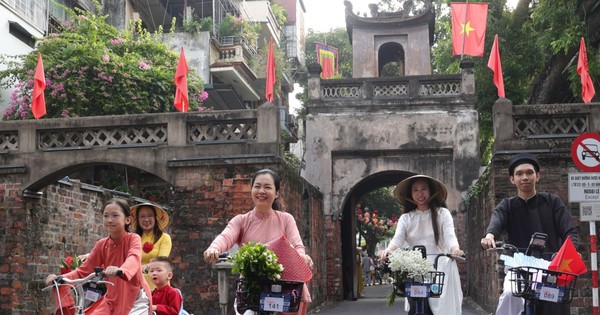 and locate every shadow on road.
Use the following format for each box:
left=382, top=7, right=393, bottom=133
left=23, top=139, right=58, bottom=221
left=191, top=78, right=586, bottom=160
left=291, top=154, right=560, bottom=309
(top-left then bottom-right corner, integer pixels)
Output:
left=309, top=283, right=489, bottom=315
